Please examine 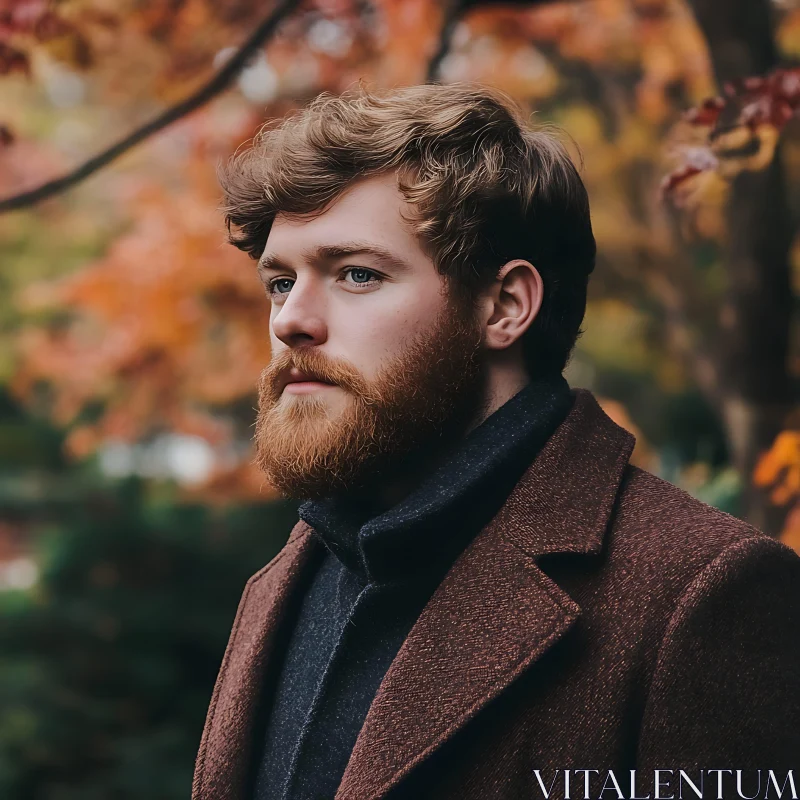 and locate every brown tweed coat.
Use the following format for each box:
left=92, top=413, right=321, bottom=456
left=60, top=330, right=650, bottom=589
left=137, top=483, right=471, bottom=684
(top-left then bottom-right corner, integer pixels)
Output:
left=192, top=388, right=800, bottom=800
